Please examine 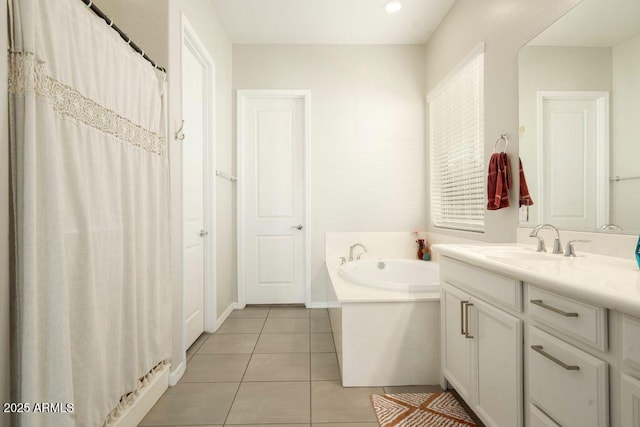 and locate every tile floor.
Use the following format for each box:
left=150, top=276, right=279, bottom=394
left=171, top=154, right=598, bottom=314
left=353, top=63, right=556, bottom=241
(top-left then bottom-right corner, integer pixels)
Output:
left=139, top=306, right=471, bottom=427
